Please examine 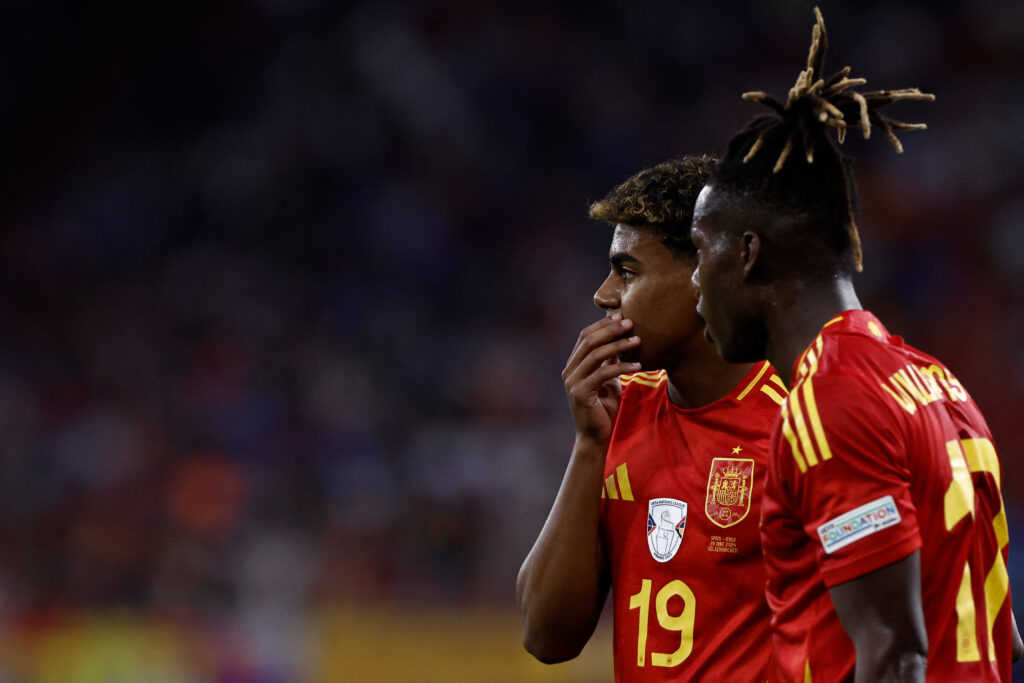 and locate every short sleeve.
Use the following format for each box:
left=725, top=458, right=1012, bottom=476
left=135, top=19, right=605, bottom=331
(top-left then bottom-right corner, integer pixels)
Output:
left=775, top=372, right=921, bottom=586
